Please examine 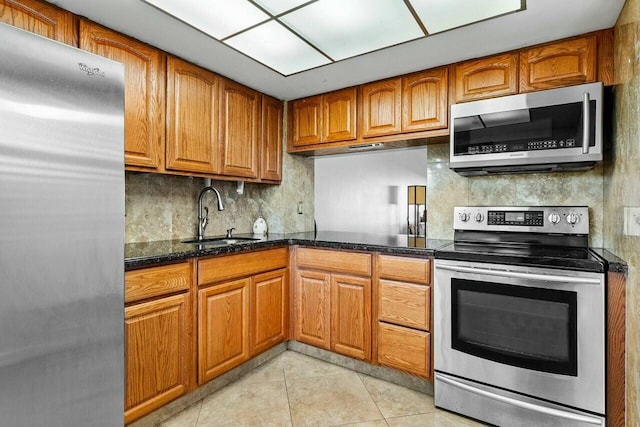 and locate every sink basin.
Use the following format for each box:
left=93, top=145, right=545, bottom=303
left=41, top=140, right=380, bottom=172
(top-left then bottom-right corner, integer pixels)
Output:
left=182, top=237, right=261, bottom=245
